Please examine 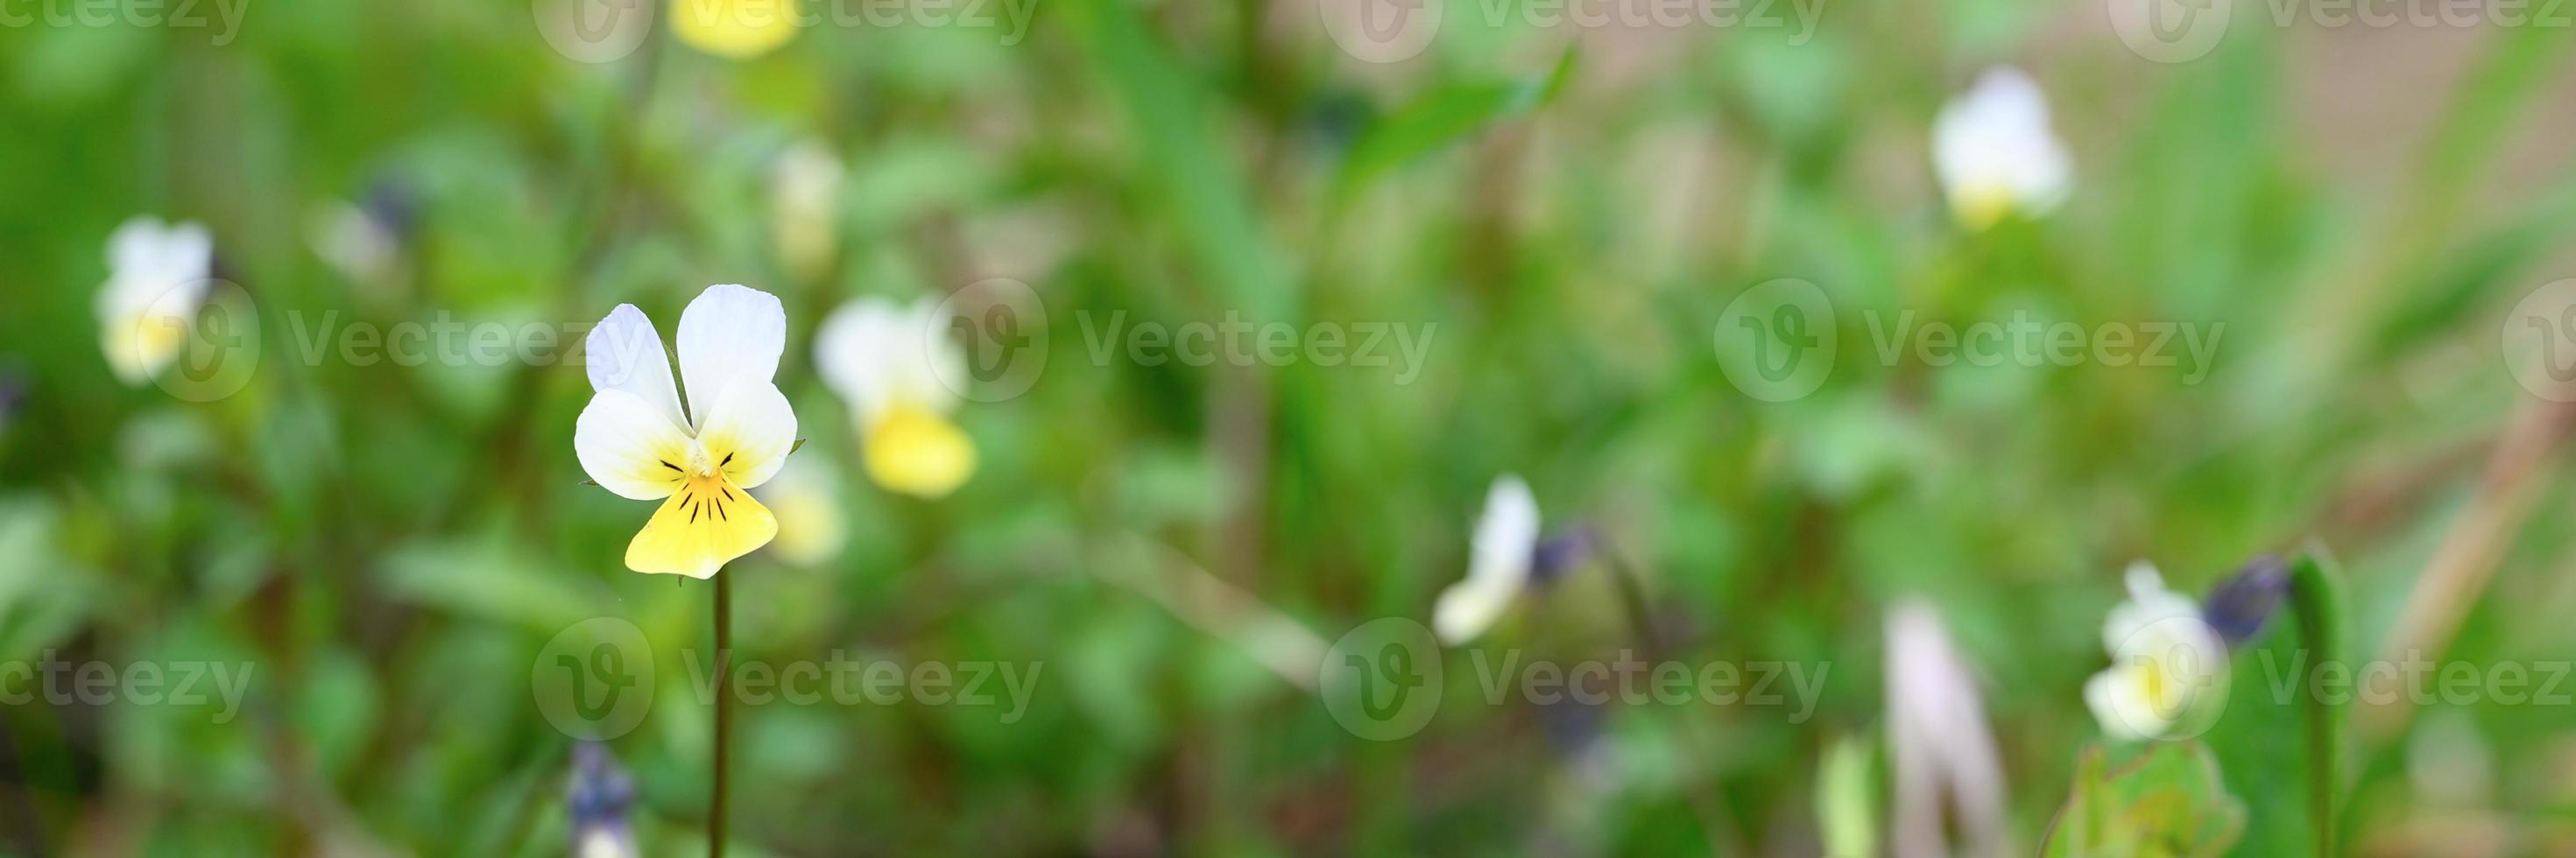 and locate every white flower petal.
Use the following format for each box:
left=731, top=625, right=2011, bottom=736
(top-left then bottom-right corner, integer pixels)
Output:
left=575, top=389, right=696, bottom=500
left=1884, top=601, right=2008, bottom=855
left=1433, top=578, right=1514, bottom=645
left=99, top=217, right=212, bottom=320
left=583, top=304, right=686, bottom=433
left=1467, top=474, right=1540, bottom=588
left=694, top=380, right=798, bottom=490
left=1932, top=67, right=2071, bottom=222
left=2102, top=562, right=2202, bottom=654
left=675, top=284, right=786, bottom=426
left=815, top=296, right=960, bottom=422
left=2085, top=668, right=2156, bottom=742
